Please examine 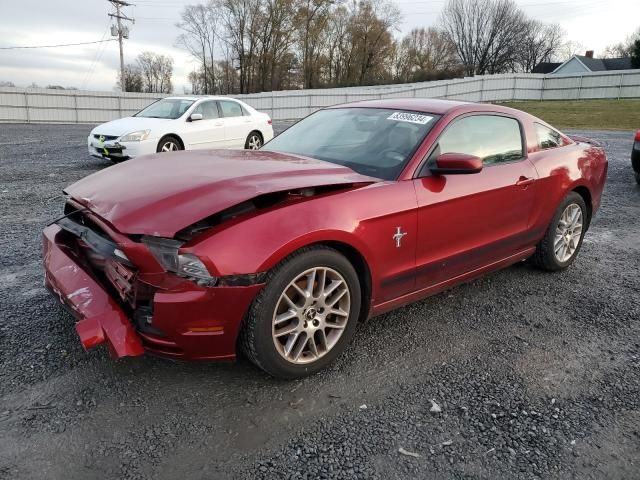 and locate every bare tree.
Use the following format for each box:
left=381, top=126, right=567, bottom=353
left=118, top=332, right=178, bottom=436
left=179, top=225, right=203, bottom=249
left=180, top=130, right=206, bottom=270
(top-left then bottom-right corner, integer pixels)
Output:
left=118, top=64, right=144, bottom=92
left=518, top=21, right=564, bottom=72
left=294, top=0, right=334, bottom=88
left=441, top=0, right=528, bottom=75
left=348, top=0, right=401, bottom=85
left=176, top=2, right=219, bottom=94
left=136, top=52, right=174, bottom=93
left=602, top=27, right=640, bottom=58
left=397, top=27, right=459, bottom=82
left=254, top=0, right=297, bottom=91
left=218, top=0, right=264, bottom=93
